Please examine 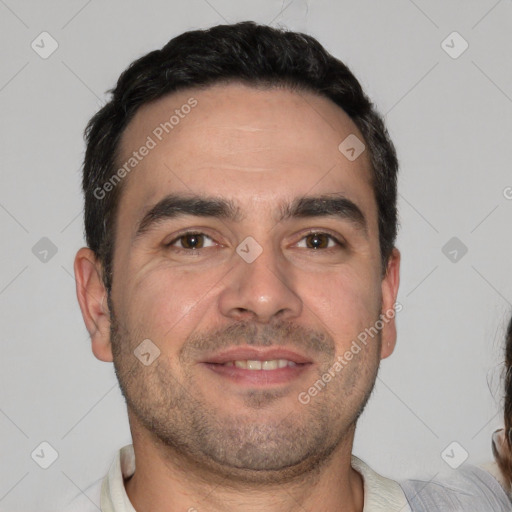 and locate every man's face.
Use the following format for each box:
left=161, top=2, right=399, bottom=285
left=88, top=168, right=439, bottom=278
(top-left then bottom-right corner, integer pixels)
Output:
left=88, top=83, right=399, bottom=481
